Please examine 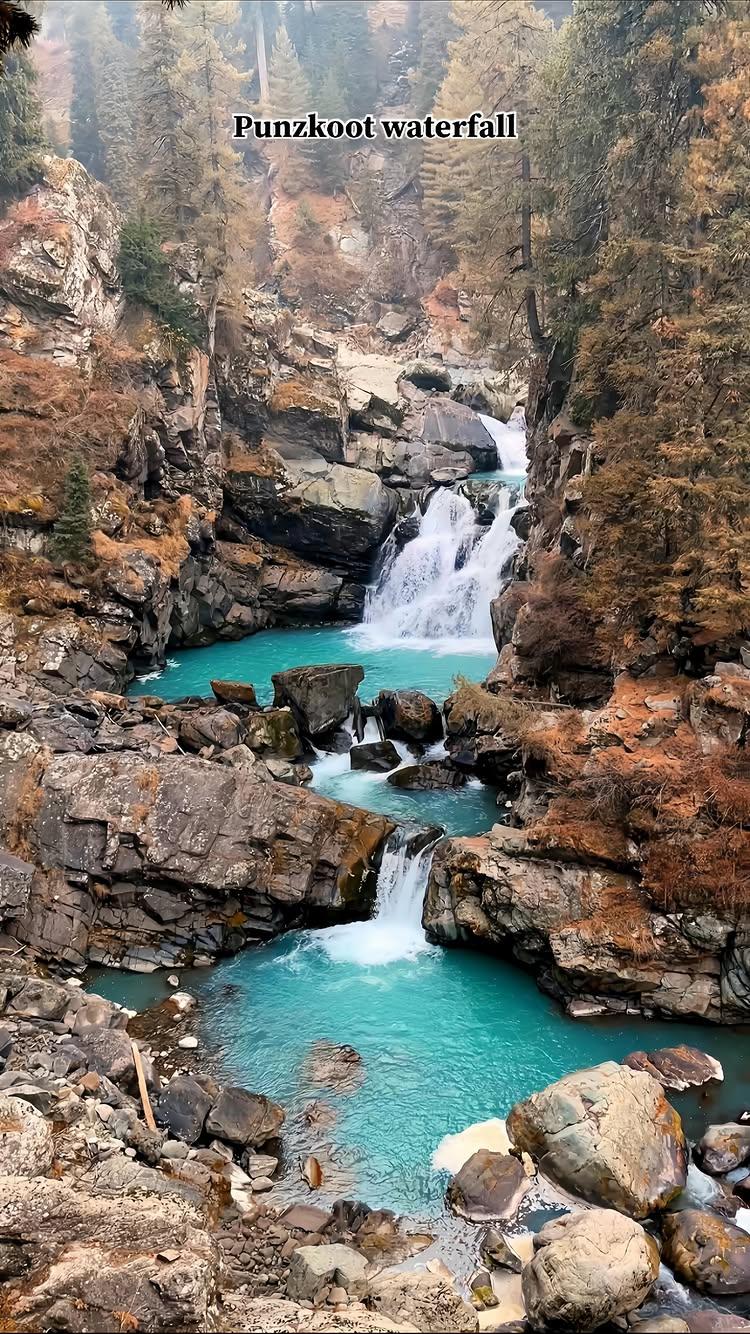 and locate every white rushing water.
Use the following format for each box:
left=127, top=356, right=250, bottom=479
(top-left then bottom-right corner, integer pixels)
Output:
left=362, top=485, right=520, bottom=651
left=312, top=829, right=438, bottom=967
left=479, top=407, right=528, bottom=473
